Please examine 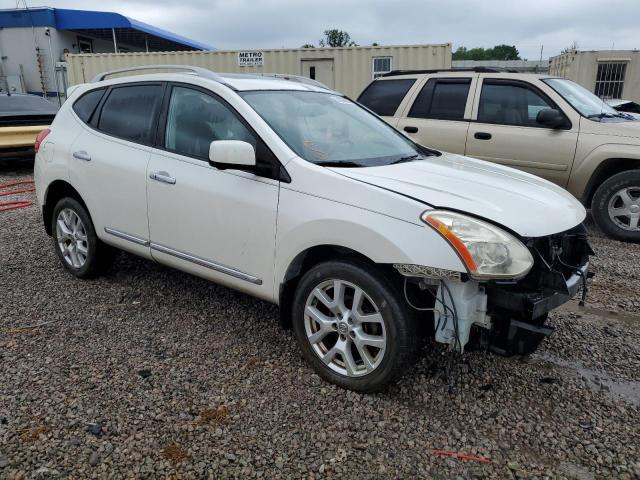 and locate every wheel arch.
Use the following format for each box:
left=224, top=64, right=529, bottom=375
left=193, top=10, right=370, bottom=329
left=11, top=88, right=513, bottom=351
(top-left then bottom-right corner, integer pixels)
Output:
left=278, top=244, right=400, bottom=329
left=42, top=180, right=88, bottom=236
left=581, top=157, right=640, bottom=206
